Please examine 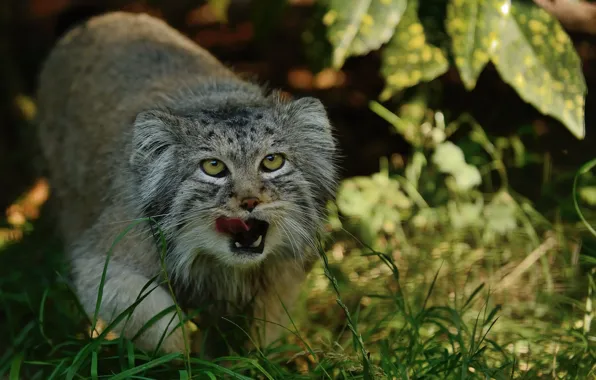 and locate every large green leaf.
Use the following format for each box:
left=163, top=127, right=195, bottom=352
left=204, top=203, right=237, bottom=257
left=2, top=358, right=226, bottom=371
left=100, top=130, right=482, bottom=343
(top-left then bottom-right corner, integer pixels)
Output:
left=380, top=0, right=449, bottom=100
left=445, top=0, right=497, bottom=89
left=324, top=0, right=407, bottom=69
left=447, top=0, right=587, bottom=139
